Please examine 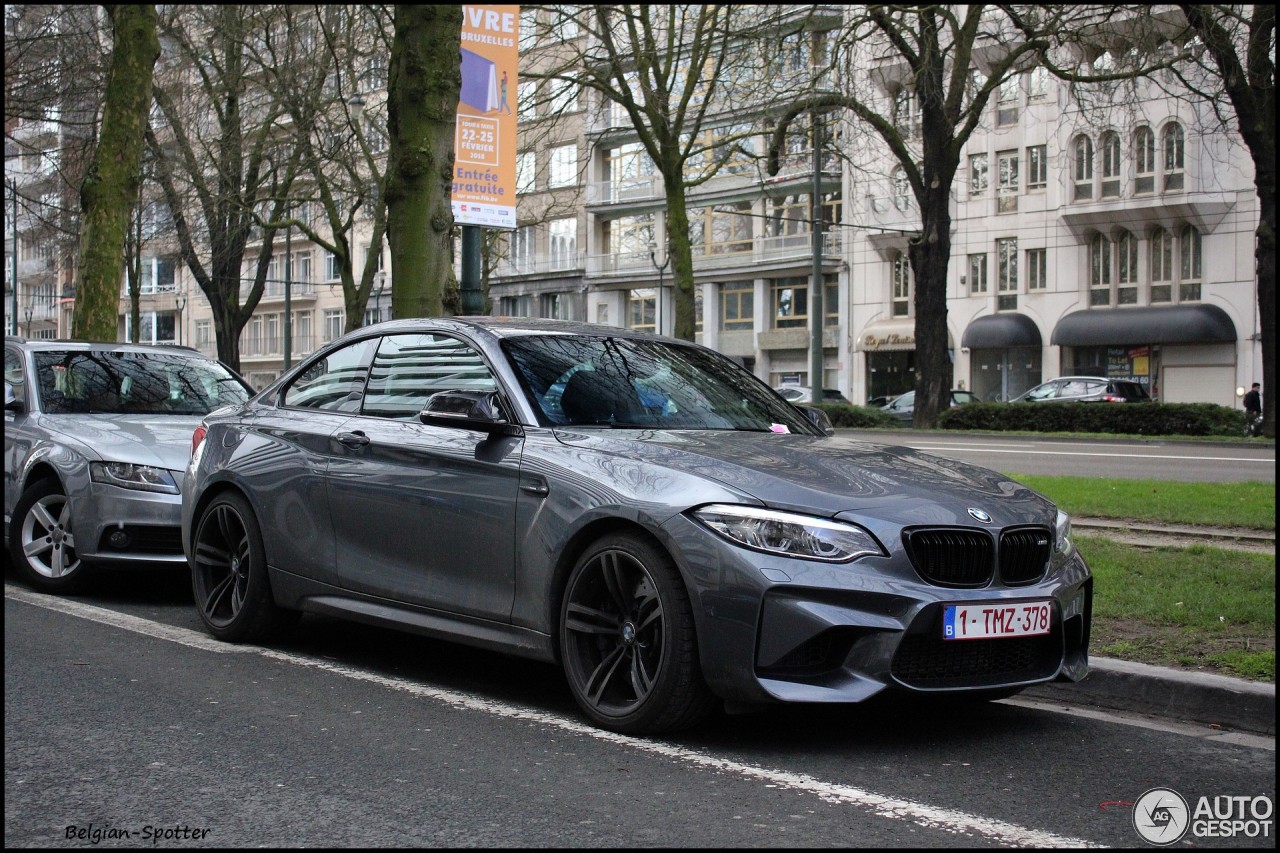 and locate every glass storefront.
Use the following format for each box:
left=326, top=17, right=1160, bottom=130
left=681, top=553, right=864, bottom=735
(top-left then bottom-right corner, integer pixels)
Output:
left=971, top=347, right=1042, bottom=402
